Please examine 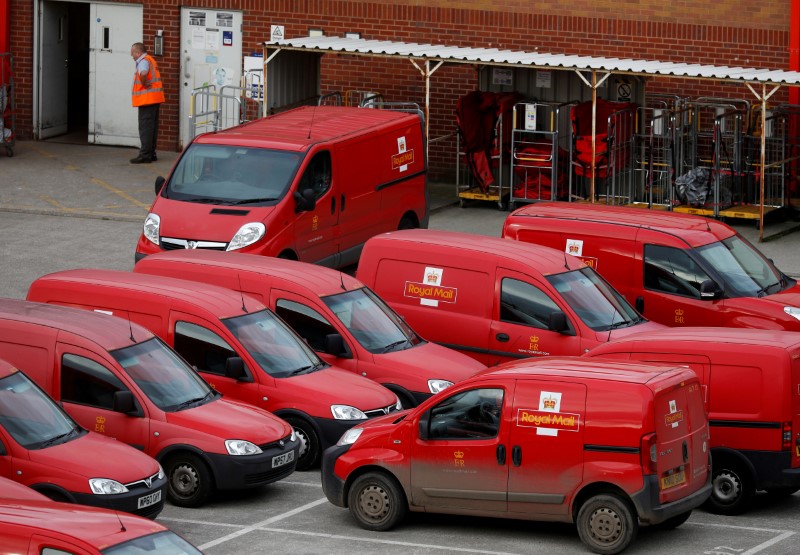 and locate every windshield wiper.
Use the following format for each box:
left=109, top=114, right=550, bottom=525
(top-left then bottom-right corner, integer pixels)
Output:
left=38, top=428, right=78, bottom=448
left=288, top=361, right=326, bottom=376
left=382, top=339, right=409, bottom=353
left=174, top=395, right=209, bottom=411
left=756, top=281, right=781, bottom=297
left=605, top=319, right=633, bottom=331
left=180, top=197, right=229, bottom=204
left=228, top=197, right=278, bottom=205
